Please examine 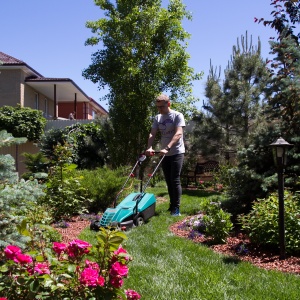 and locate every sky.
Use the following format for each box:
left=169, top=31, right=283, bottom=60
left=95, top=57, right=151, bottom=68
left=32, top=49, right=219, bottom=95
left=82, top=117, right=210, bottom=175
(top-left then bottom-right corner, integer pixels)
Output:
left=1, top=1, right=276, bottom=111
